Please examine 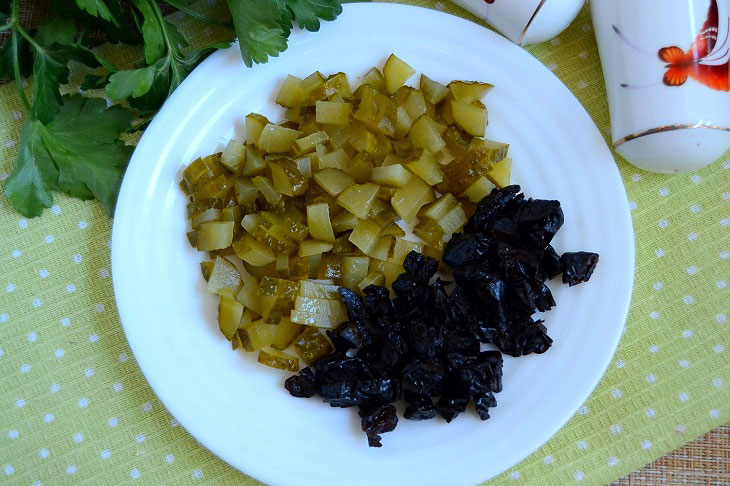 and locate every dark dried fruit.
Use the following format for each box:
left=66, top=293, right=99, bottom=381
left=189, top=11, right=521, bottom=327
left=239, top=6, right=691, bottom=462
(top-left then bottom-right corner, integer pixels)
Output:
left=560, top=251, right=599, bottom=286
left=284, top=367, right=316, bottom=398
left=284, top=186, right=598, bottom=446
left=360, top=404, right=398, bottom=447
